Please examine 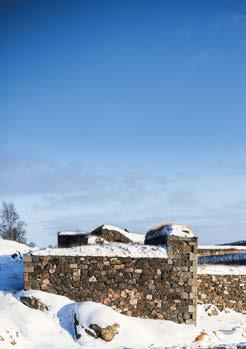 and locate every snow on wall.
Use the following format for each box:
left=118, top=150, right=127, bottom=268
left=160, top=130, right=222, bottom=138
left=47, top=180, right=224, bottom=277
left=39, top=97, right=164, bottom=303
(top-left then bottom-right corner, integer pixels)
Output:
left=58, top=231, right=88, bottom=236
left=33, top=243, right=167, bottom=258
